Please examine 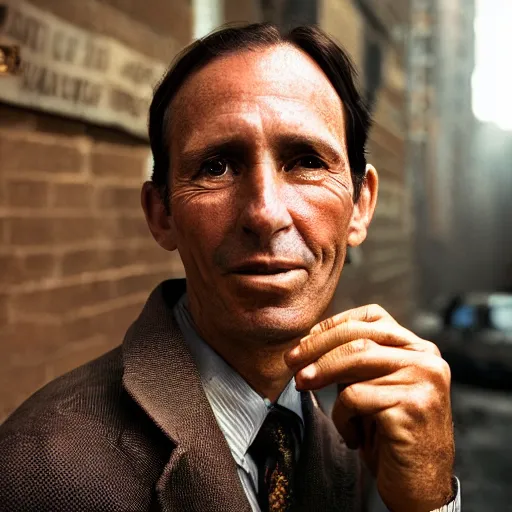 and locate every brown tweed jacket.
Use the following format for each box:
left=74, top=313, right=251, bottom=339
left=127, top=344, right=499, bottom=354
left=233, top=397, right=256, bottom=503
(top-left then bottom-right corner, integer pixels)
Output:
left=0, top=279, right=366, bottom=512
